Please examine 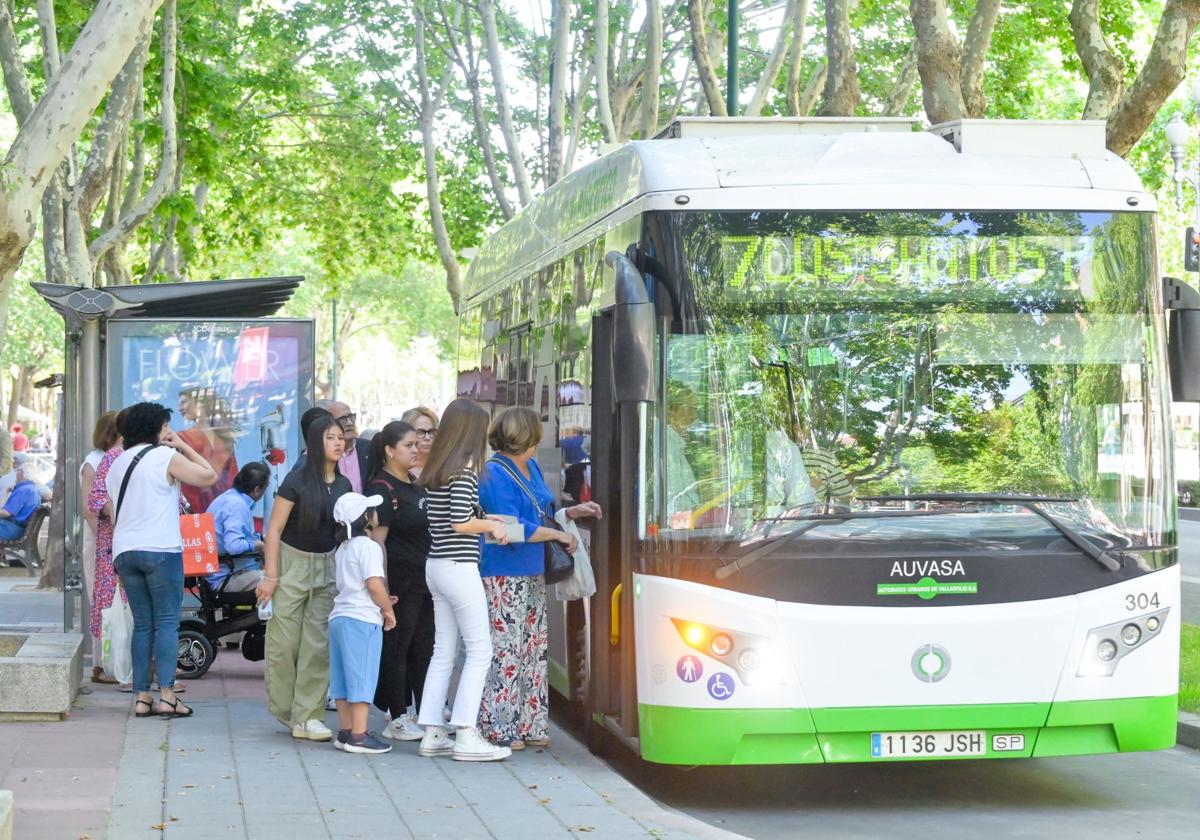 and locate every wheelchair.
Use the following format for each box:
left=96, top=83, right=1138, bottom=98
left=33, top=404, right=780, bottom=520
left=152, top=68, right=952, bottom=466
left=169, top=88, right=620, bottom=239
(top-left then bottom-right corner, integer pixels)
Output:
left=179, top=553, right=266, bottom=679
